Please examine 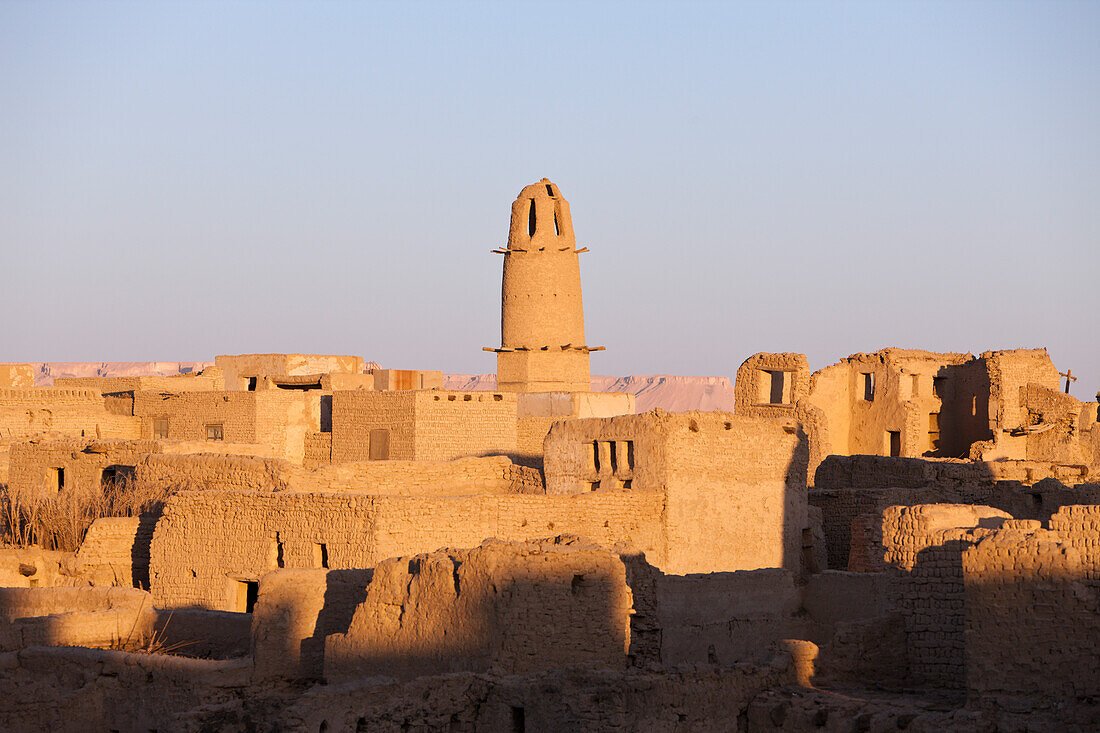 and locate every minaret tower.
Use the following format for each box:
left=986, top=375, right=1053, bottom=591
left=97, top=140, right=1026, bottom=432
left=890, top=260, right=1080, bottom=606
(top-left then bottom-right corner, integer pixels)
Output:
left=485, top=178, right=602, bottom=392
